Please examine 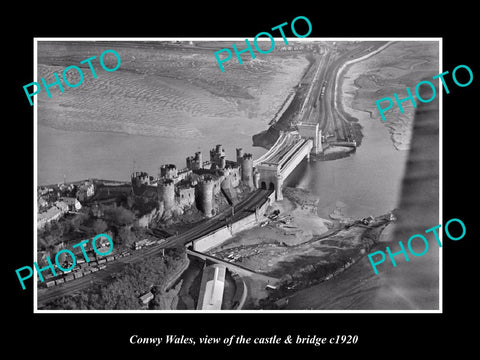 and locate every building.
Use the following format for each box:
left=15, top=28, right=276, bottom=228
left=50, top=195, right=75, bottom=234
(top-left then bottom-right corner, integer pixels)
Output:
left=139, top=292, right=154, bottom=304
left=37, top=206, right=64, bottom=229
left=197, top=264, right=226, bottom=310
left=139, top=292, right=154, bottom=309
left=60, top=197, right=82, bottom=211
left=54, top=200, right=69, bottom=213
left=37, top=197, right=48, bottom=211
left=58, top=183, right=76, bottom=195
left=76, top=181, right=95, bottom=202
